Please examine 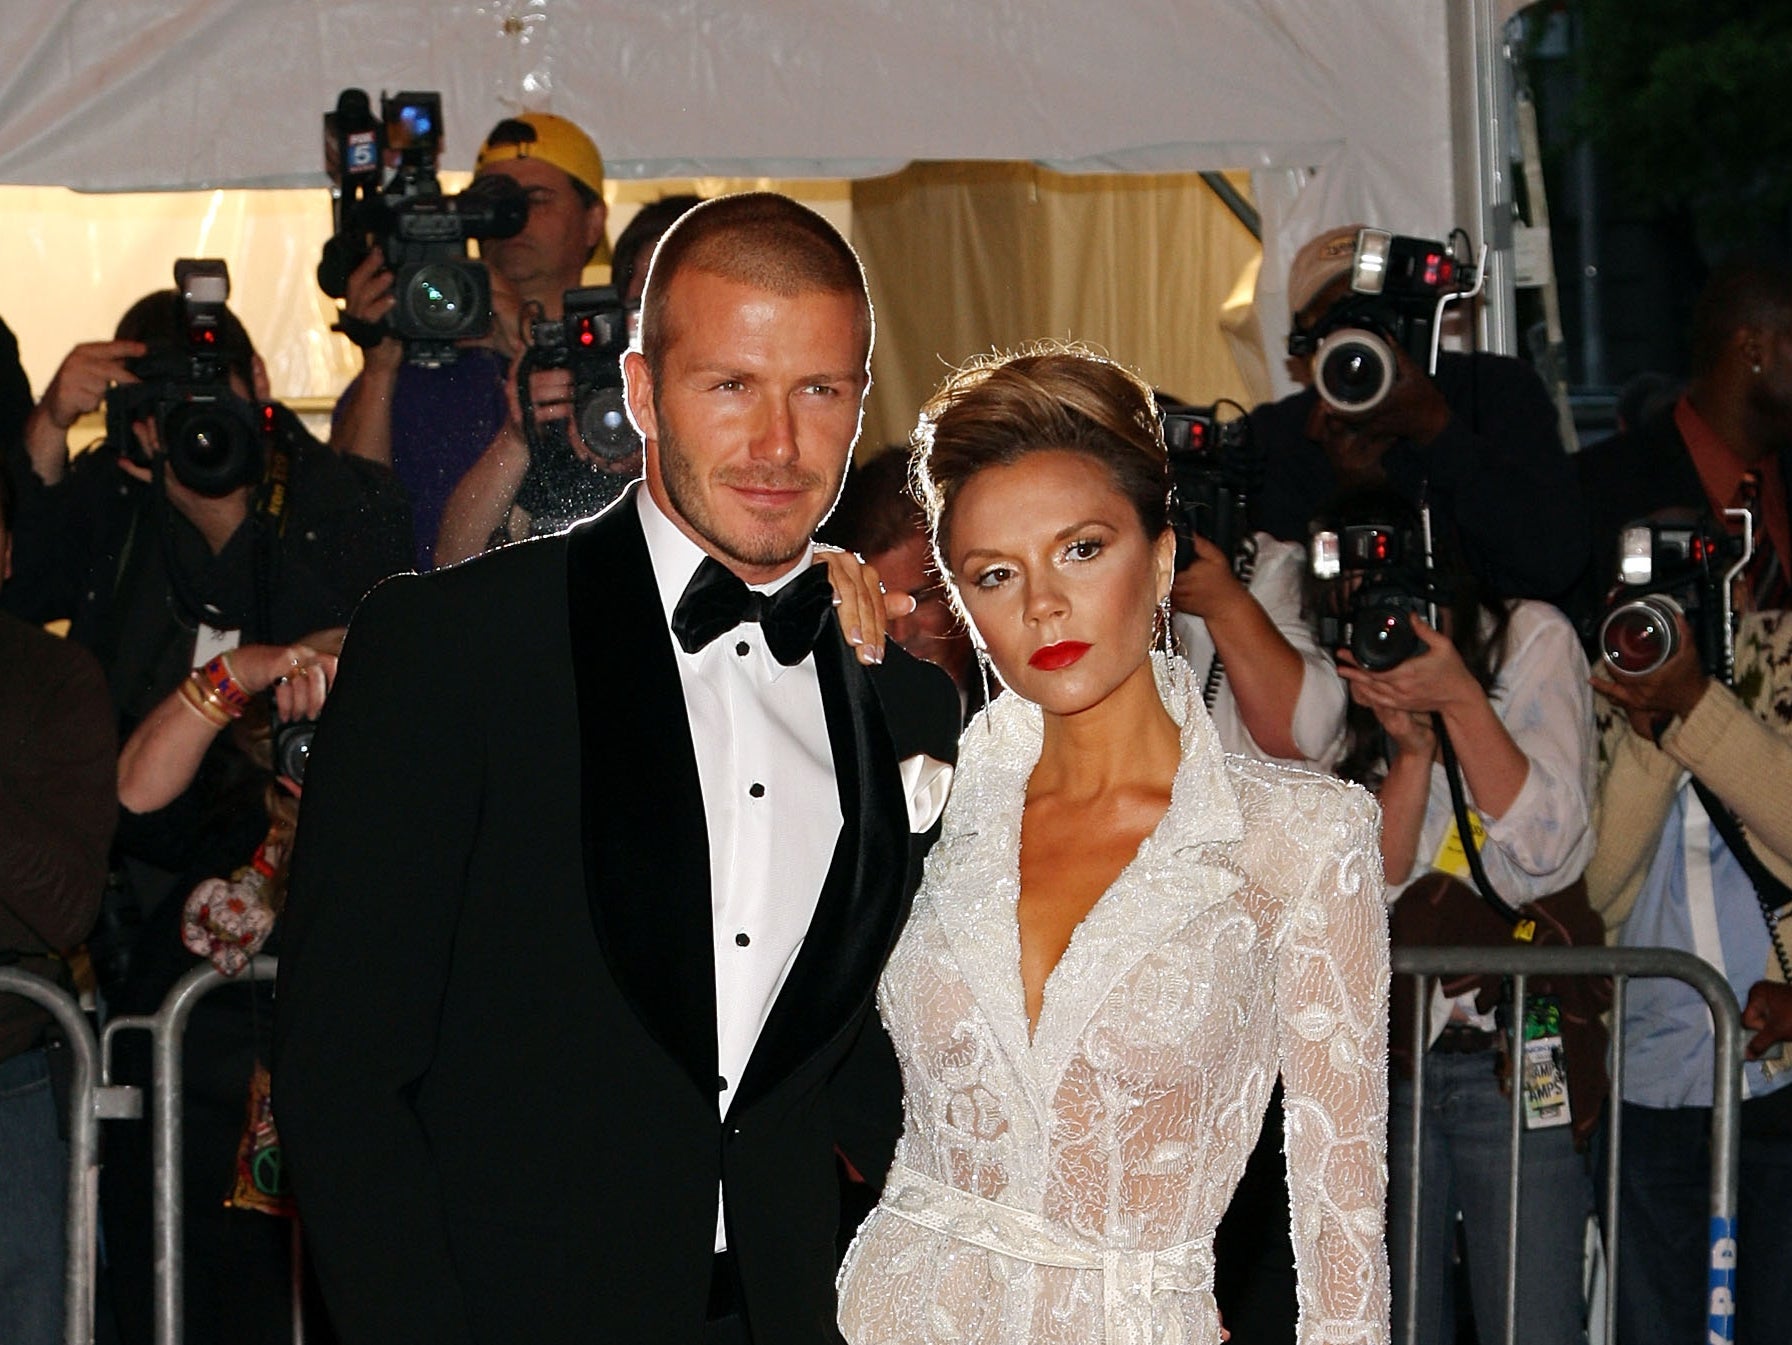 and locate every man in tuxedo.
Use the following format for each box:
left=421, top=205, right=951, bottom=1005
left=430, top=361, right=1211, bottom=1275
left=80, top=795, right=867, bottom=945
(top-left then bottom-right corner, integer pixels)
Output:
left=273, top=192, right=961, bottom=1345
